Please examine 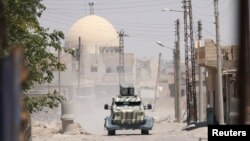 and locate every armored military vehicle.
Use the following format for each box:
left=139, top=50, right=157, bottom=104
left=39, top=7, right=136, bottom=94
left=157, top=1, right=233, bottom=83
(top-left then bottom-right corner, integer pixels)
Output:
left=104, top=84, right=154, bottom=135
